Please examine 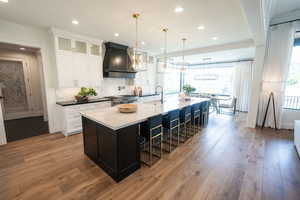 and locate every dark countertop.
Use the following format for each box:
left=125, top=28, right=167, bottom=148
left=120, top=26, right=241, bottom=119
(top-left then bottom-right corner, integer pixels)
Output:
left=140, top=94, right=159, bottom=97
left=56, top=94, right=159, bottom=107
left=56, top=98, right=111, bottom=107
